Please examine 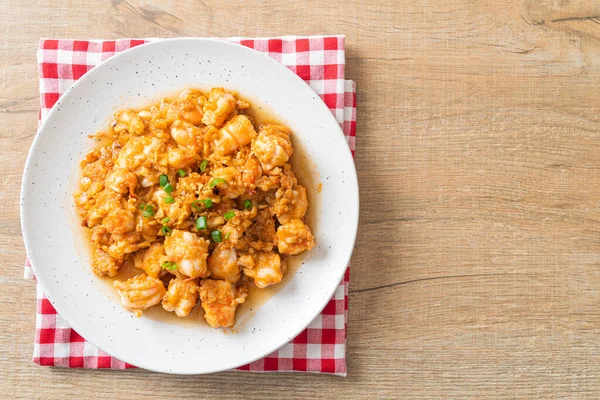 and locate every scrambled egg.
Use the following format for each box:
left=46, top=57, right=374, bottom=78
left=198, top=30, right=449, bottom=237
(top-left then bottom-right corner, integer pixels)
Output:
left=74, top=88, right=315, bottom=327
